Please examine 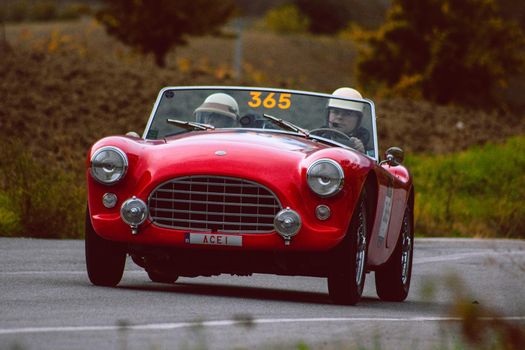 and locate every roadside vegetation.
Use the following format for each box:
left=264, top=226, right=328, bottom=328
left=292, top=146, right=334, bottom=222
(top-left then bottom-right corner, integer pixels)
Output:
left=407, top=136, right=525, bottom=238
left=0, top=1, right=524, bottom=239
left=0, top=1, right=91, bottom=23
